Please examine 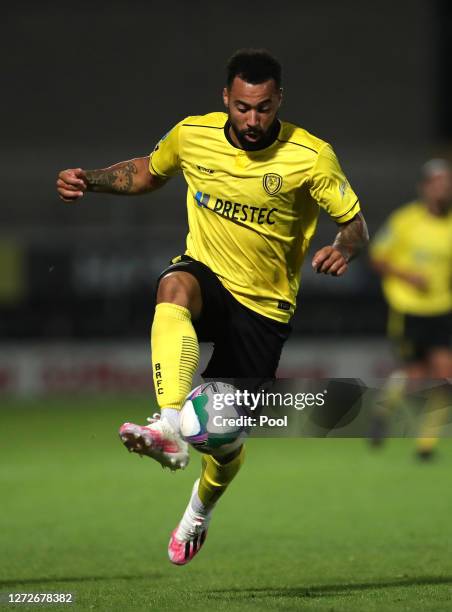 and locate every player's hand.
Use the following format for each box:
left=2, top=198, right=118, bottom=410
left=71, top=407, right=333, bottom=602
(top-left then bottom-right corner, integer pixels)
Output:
left=57, top=168, right=87, bottom=202
left=312, top=246, right=348, bottom=276
left=400, top=271, right=429, bottom=292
